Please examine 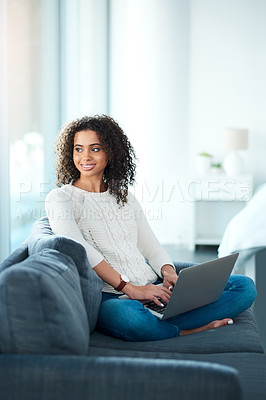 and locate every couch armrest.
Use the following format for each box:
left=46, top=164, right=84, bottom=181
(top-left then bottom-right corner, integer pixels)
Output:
left=0, top=355, right=242, bottom=400
left=0, top=243, right=28, bottom=272
left=254, top=248, right=266, bottom=352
